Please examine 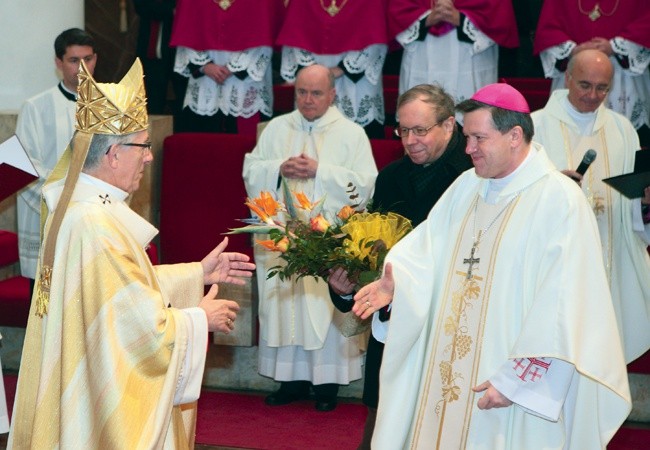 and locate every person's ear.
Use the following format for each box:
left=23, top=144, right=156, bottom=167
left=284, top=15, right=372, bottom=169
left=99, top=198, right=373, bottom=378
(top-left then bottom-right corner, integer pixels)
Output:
left=106, top=145, right=120, bottom=168
left=510, top=126, right=524, bottom=147
left=443, top=116, right=455, bottom=133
